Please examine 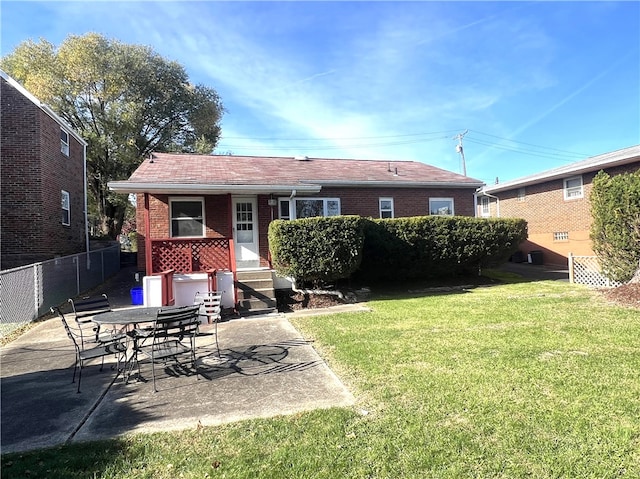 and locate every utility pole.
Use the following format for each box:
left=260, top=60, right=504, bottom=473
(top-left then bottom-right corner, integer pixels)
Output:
left=453, top=130, right=468, bottom=176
